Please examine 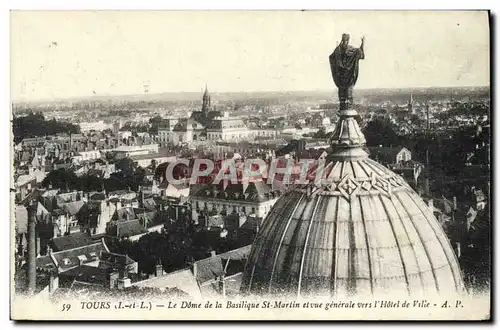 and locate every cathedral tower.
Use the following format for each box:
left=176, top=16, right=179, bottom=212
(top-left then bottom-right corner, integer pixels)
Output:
left=202, top=84, right=211, bottom=113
